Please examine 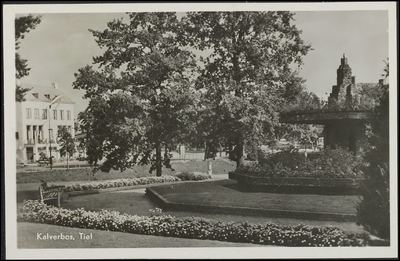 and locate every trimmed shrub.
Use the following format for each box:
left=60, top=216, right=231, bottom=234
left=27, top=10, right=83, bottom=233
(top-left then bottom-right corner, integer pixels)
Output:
left=175, top=171, right=211, bottom=181
left=63, top=176, right=181, bottom=192
left=356, top=164, right=389, bottom=239
left=231, top=148, right=365, bottom=179
left=19, top=200, right=370, bottom=247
